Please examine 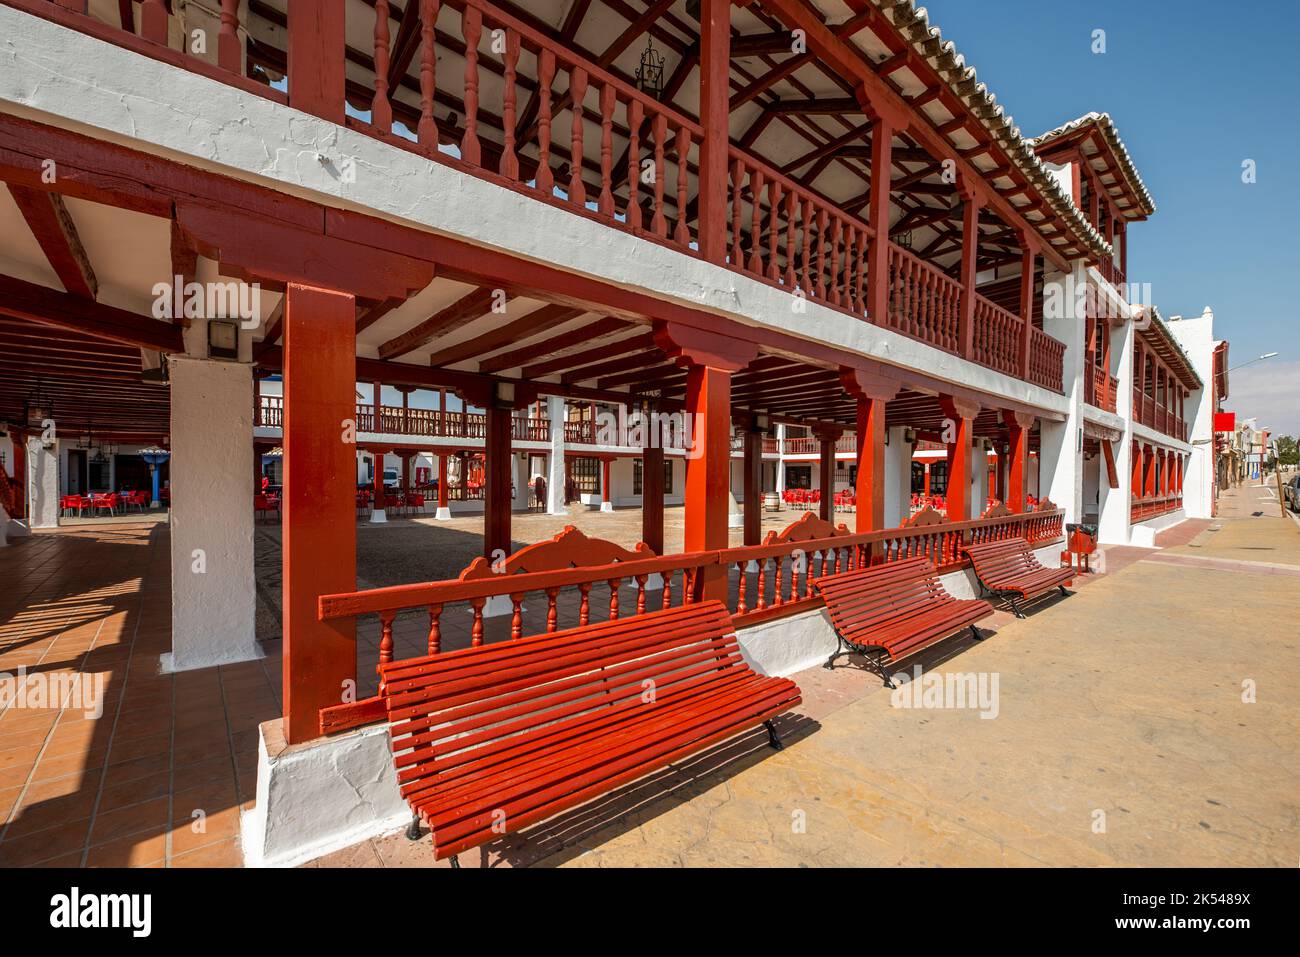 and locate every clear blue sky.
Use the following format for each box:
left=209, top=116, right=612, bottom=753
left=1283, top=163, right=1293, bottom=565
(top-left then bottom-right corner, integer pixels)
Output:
left=921, top=0, right=1300, bottom=435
